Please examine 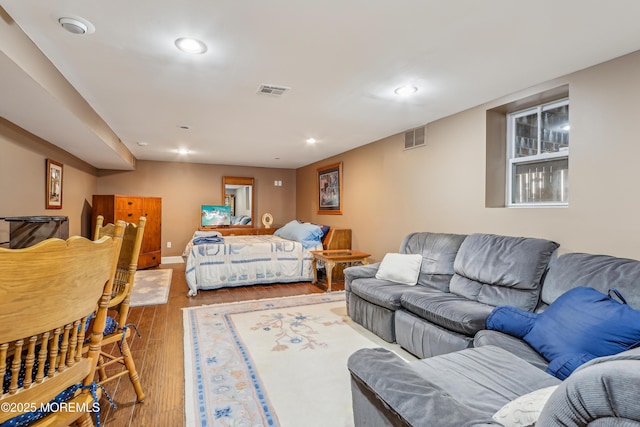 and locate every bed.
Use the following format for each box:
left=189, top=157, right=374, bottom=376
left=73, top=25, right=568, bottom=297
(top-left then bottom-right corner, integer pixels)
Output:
left=183, top=222, right=351, bottom=296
